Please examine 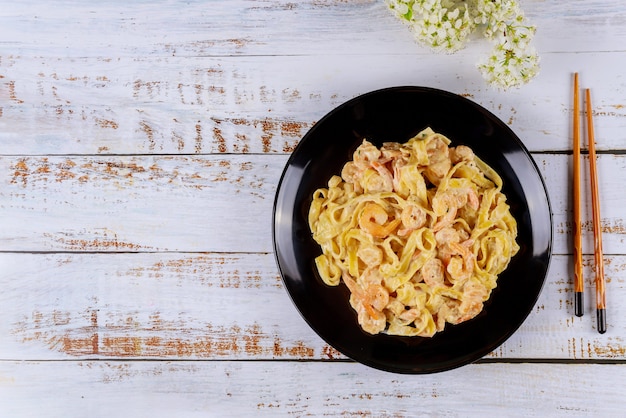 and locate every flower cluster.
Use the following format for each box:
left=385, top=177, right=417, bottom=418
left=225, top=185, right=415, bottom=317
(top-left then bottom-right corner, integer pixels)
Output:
left=386, top=0, right=540, bottom=89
